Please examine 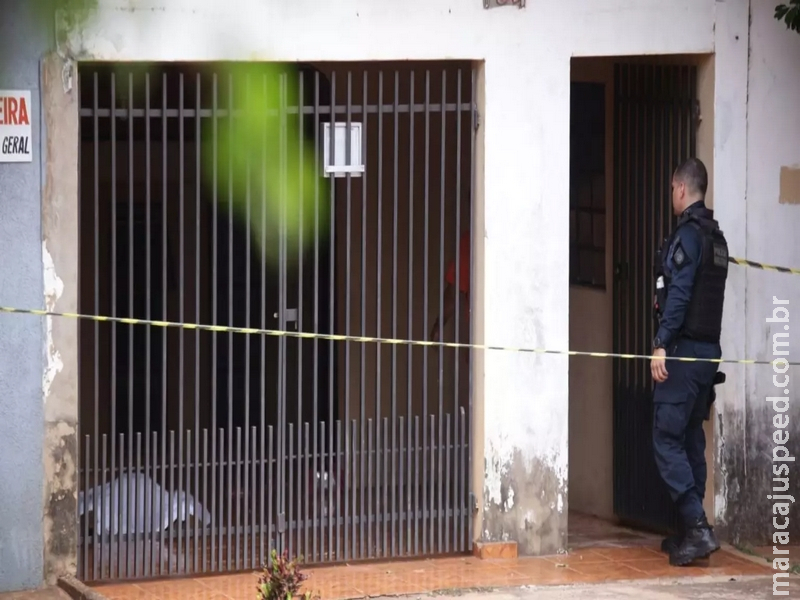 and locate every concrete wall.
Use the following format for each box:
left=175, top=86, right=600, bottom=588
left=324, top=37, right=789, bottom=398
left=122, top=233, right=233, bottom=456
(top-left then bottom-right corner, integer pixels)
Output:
left=0, top=0, right=48, bottom=592
left=714, top=0, right=800, bottom=544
